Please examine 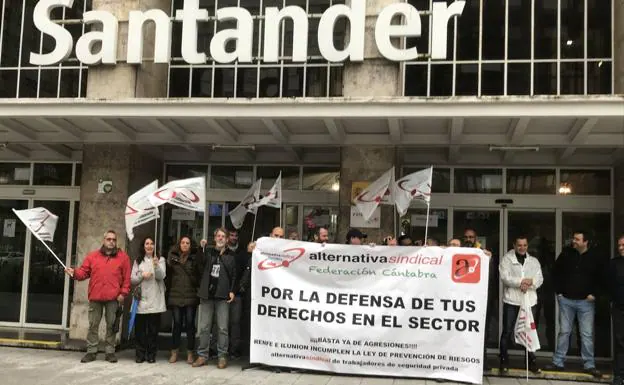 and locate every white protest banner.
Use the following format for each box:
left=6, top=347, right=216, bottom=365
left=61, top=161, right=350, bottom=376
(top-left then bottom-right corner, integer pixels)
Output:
left=125, top=180, right=160, bottom=241
left=250, top=238, right=489, bottom=384
left=229, top=179, right=262, bottom=229
left=12, top=207, right=66, bottom=269
left=148, top=176, right=205, bottom=212
left=354, top=167, right=394, bottom=221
